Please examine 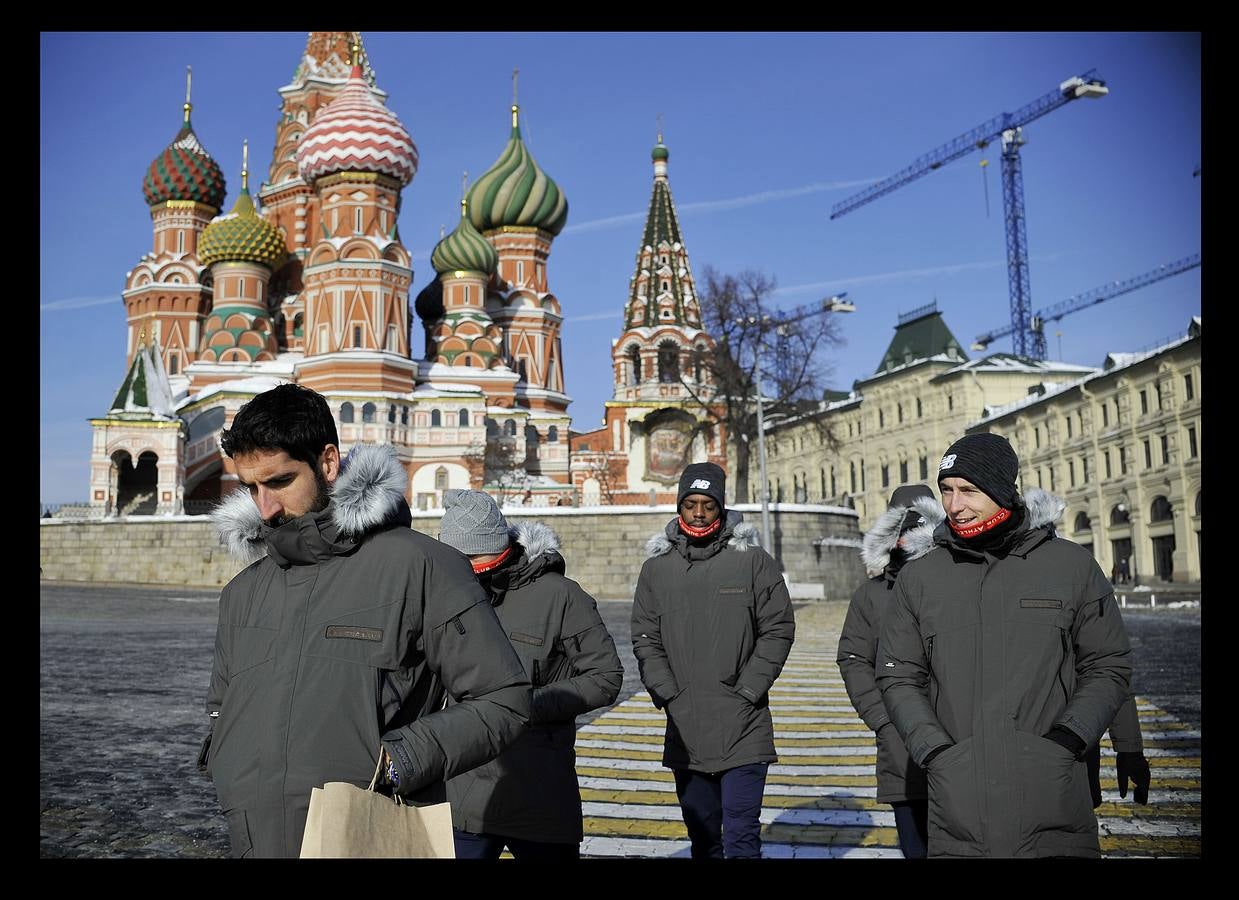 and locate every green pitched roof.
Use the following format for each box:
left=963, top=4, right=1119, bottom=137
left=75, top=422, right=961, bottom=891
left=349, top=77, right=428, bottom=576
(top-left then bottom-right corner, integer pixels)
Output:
left=874, top=309, right=968, bottom=375
left=108, top=341, right=176, bottom=419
